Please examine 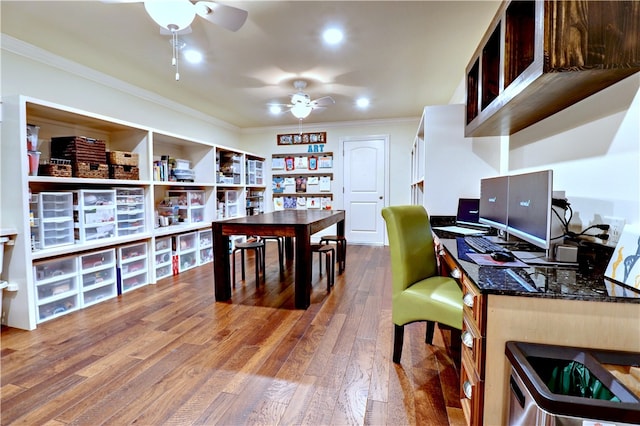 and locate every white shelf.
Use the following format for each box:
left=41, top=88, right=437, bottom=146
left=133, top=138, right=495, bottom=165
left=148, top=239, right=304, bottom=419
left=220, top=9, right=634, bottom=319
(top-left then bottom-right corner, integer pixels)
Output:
left=0, top=95, right=266, bottom=330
